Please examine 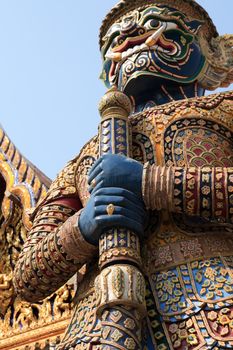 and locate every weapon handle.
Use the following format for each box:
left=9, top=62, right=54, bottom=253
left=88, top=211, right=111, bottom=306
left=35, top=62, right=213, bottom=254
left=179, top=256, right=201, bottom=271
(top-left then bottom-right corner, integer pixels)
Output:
left=96, top=88, right=146, bottom=350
